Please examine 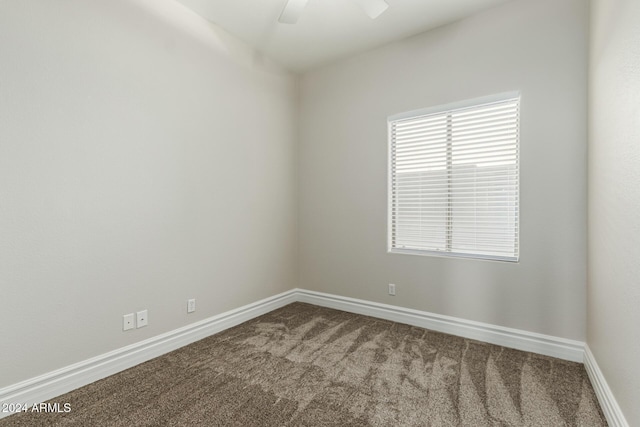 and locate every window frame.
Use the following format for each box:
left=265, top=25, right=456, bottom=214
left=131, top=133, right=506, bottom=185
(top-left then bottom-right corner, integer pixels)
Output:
left=387, top=92, right=521, bottom=263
